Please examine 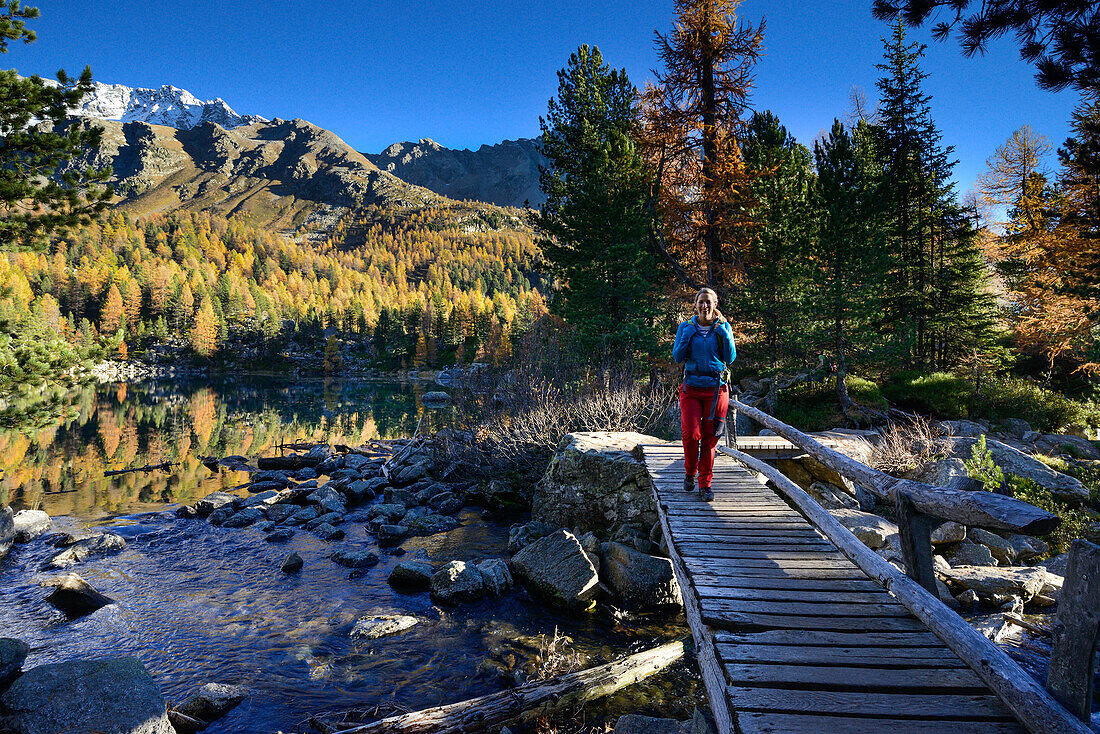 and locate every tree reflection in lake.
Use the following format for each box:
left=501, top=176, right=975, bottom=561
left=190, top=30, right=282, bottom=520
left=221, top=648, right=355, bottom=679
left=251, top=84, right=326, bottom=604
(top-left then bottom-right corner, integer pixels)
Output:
left=0, top=376, right=449, bottom=518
